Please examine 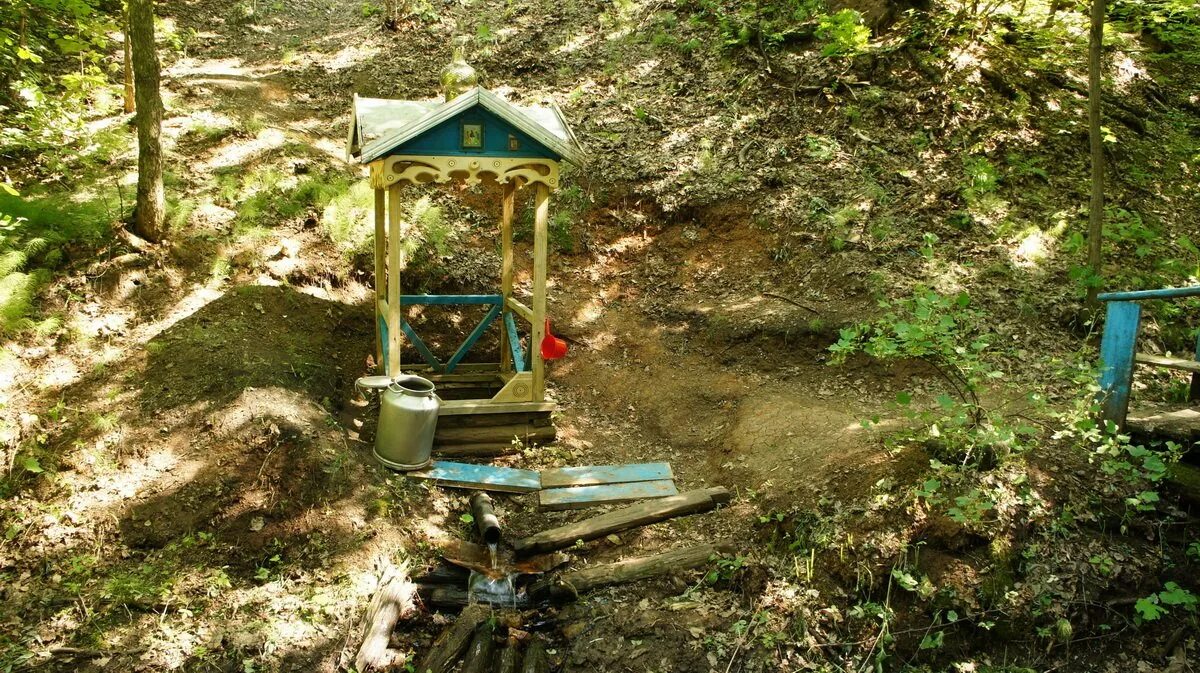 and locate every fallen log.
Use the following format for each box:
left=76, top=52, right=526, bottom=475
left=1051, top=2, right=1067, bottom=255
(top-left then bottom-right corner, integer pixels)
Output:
left=418, top=584, right=531, bottom=610
left=435, top=424, right=556, bottom=445
left=418, top=604, right=487, bottom=673
left=355, top=561, right=418, bottom=672
left=460, top=625, right=495, bottom=673
left=513, top=487, right=732, bottom=556
left=414, top=564, right=470, bottom=586
left=529, top=543, right=728, bottom=602
left=520, top=639, right=549, bottom=673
